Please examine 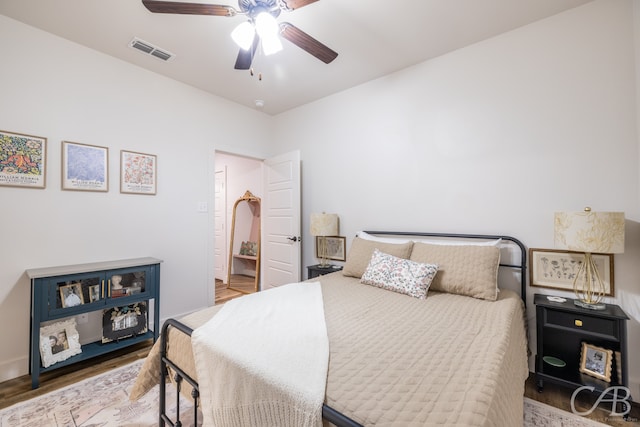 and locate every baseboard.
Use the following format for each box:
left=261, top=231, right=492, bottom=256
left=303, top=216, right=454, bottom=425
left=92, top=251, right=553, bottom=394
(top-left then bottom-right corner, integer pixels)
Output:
left=0, top=356, right=28, bottom=383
